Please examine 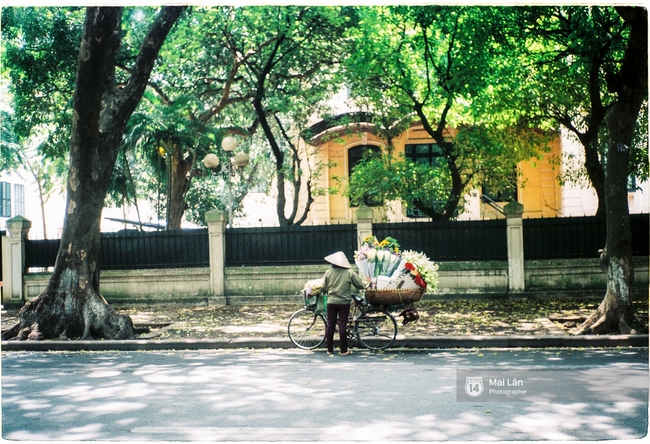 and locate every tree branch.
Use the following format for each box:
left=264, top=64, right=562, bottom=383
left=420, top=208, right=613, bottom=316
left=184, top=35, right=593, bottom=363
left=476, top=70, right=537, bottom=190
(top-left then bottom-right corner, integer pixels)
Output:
left=115, top=6, right=187, bottom=122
